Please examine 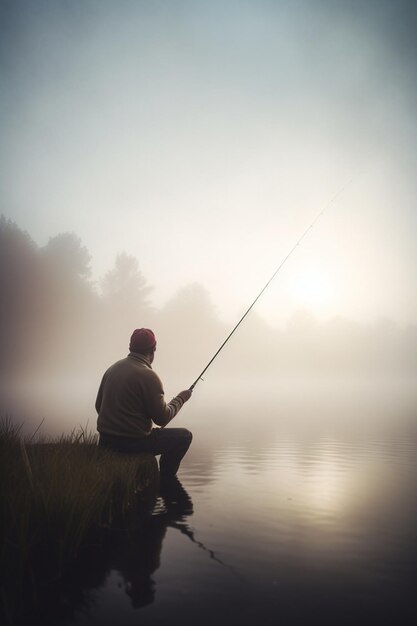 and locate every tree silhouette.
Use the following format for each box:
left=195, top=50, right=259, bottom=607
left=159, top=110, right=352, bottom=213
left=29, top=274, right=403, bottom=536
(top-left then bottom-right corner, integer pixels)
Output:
left=42, top=232, right=92, bottom=281
left=38, top=232, right=98, bottom=373
left=101, top=252, right=152, bottom=307
left=99, top=253, right=153, bottom=360
left=0, top=216, right=40, bottom=376
left=157, top=283, right=225, bottom=382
